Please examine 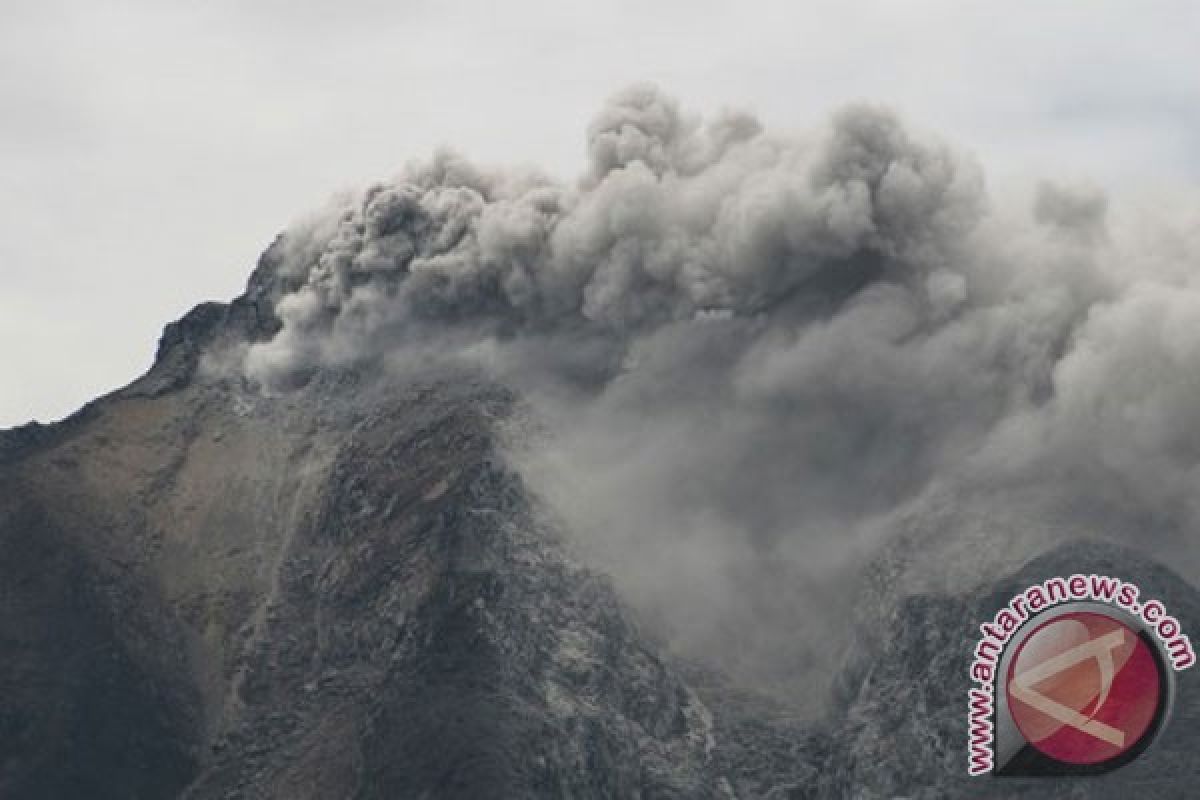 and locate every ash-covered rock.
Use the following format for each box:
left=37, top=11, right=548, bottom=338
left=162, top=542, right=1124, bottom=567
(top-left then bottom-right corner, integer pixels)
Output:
left=4, top=284, right=1200, bottom=799
left=0, top=336, right=728, bottom=797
